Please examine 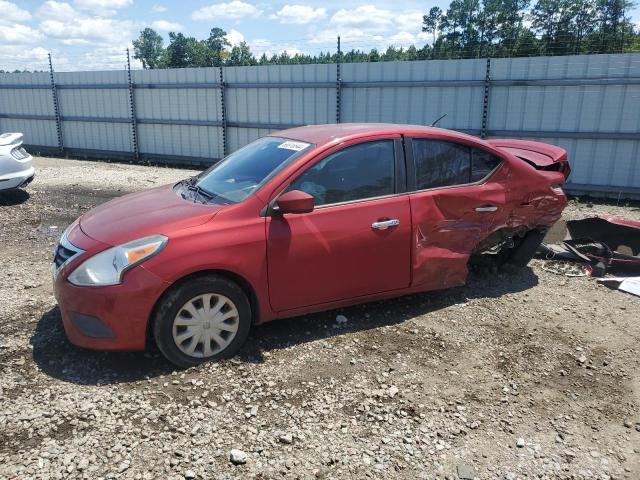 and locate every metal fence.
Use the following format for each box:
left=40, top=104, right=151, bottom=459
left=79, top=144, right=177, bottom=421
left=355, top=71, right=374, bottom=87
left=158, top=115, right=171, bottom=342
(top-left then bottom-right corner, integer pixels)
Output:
left=0, top=53, right=639, bottom=197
